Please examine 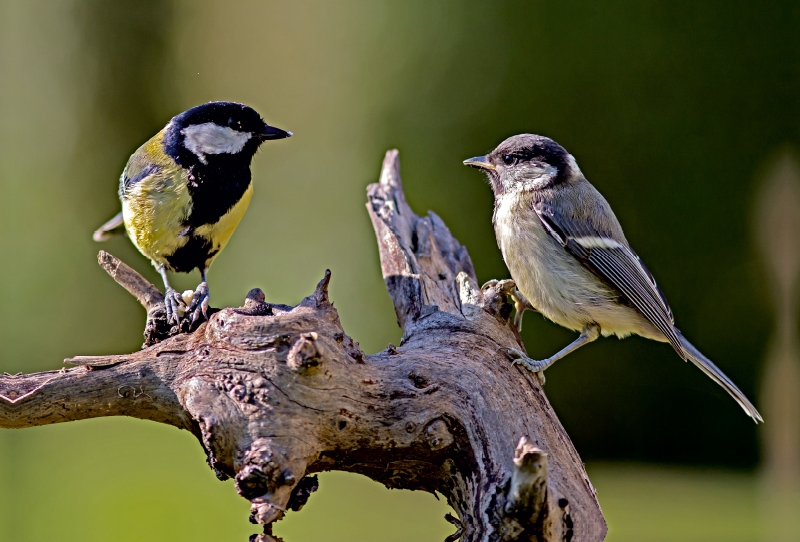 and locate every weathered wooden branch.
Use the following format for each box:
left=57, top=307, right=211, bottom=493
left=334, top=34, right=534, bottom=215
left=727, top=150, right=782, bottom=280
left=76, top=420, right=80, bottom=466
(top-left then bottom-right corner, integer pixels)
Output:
left=0, top=150, right=606, bottom=541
